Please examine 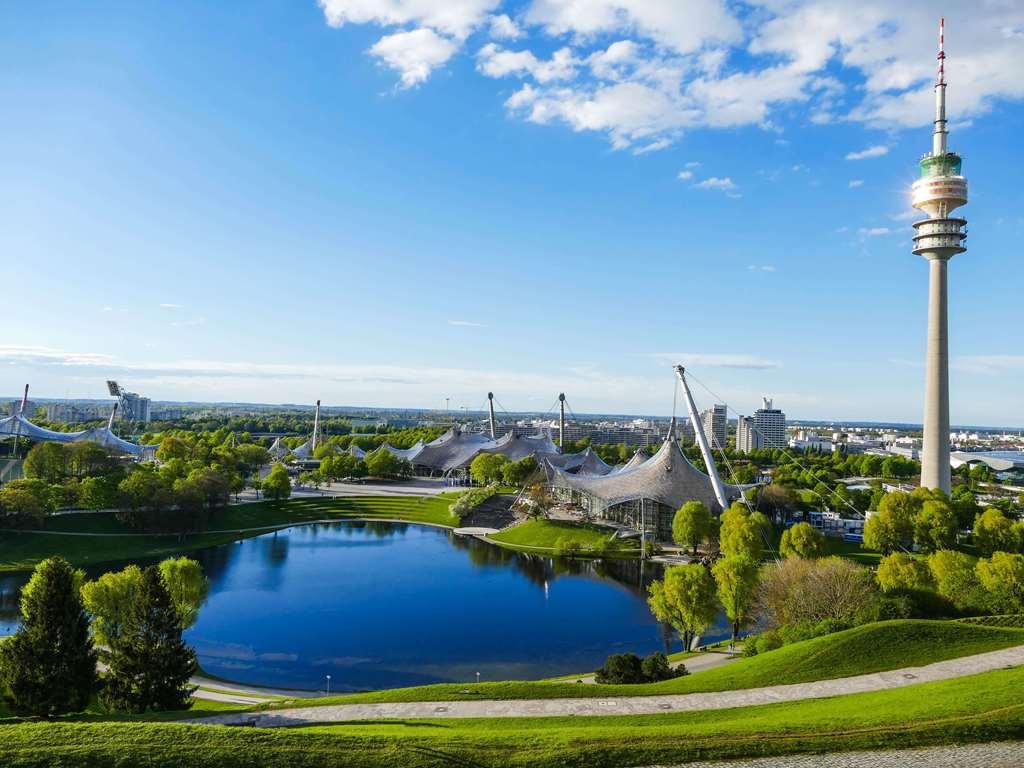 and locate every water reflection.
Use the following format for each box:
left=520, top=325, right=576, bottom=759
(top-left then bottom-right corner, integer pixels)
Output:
left=1, top=522, right=730, bottom=689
